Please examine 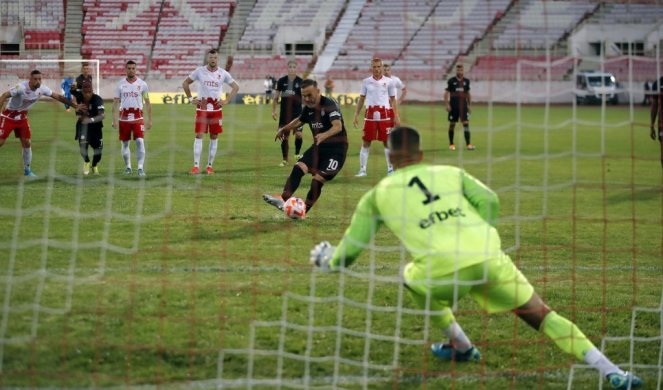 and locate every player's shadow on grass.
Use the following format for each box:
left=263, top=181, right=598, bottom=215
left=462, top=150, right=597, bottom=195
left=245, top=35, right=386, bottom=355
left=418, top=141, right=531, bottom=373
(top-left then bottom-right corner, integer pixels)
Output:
left=422, top=147, right=448, bottom=154
left=195, top=218, right=288, bottom=241
left=332, top=175, right=369, bottom=185
left=219, top=166, right=289, bottom=175
left=607, top=186, right=663, bottom=204
left=0, top=175, right=50, bottom=187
